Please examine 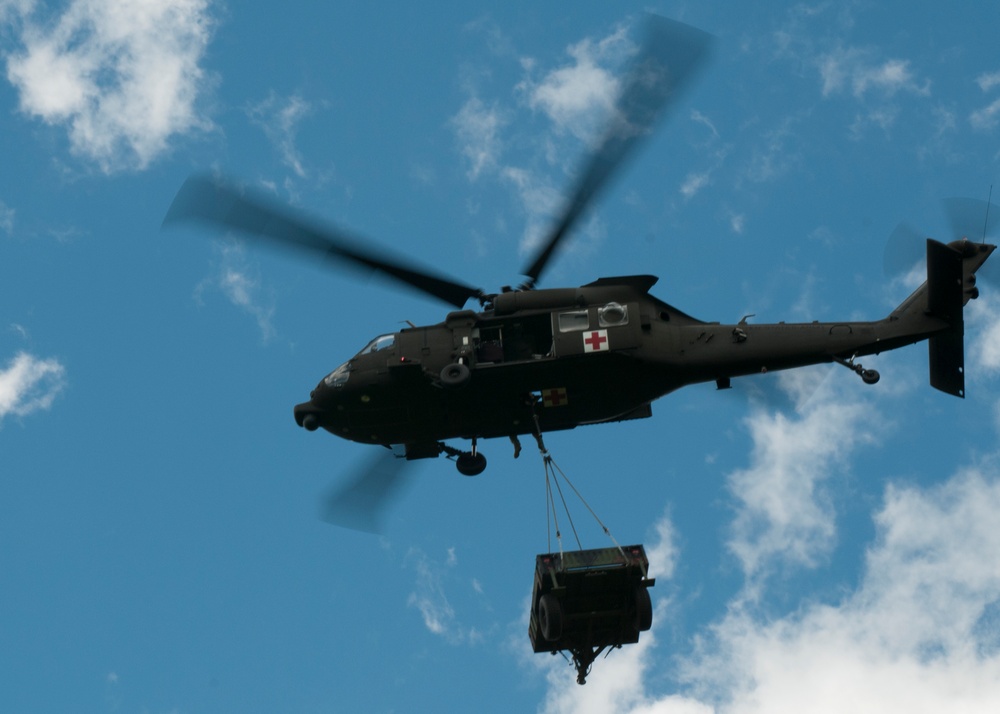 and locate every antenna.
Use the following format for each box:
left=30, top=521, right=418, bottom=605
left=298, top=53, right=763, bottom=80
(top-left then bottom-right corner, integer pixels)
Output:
left=984, top=184, right=994, bottom=243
